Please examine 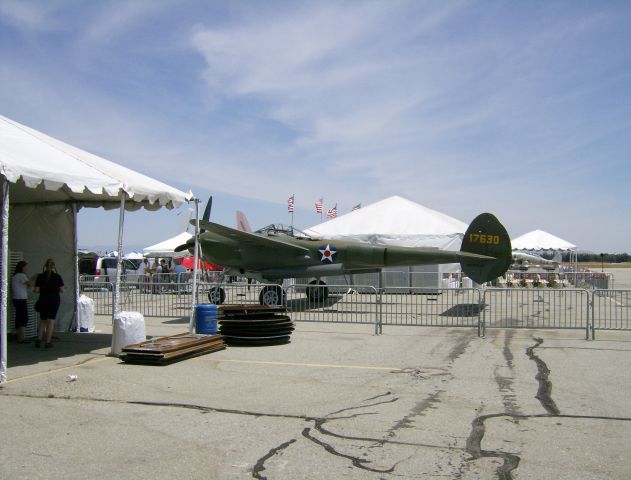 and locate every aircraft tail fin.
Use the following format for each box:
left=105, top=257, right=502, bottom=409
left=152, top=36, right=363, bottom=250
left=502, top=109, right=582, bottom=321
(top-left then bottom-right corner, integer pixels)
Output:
left=460, top=213, right=512, bottom=284
left=236, top=211, right=252, bottom=232
left=552, top=251, right=563, bottom=263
